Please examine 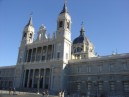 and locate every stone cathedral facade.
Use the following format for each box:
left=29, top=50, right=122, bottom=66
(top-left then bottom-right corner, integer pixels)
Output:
left=0, top=2, right=129, bottom=97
